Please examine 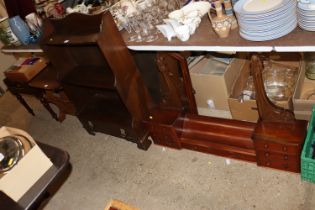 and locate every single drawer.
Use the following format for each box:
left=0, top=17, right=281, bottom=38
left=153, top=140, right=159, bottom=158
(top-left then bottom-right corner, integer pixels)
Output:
left=254, top=139, right=300, bottom=155
left=256, top=150, right=300, bottom=172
